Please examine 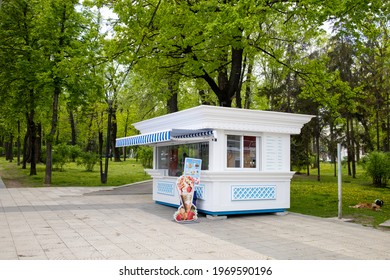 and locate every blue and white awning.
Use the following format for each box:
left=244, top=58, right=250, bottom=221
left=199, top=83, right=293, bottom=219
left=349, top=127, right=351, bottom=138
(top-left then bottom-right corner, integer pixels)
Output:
left=115, top=129, right=214, bottom=147
left=171, top=129, right=214, bottom=139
